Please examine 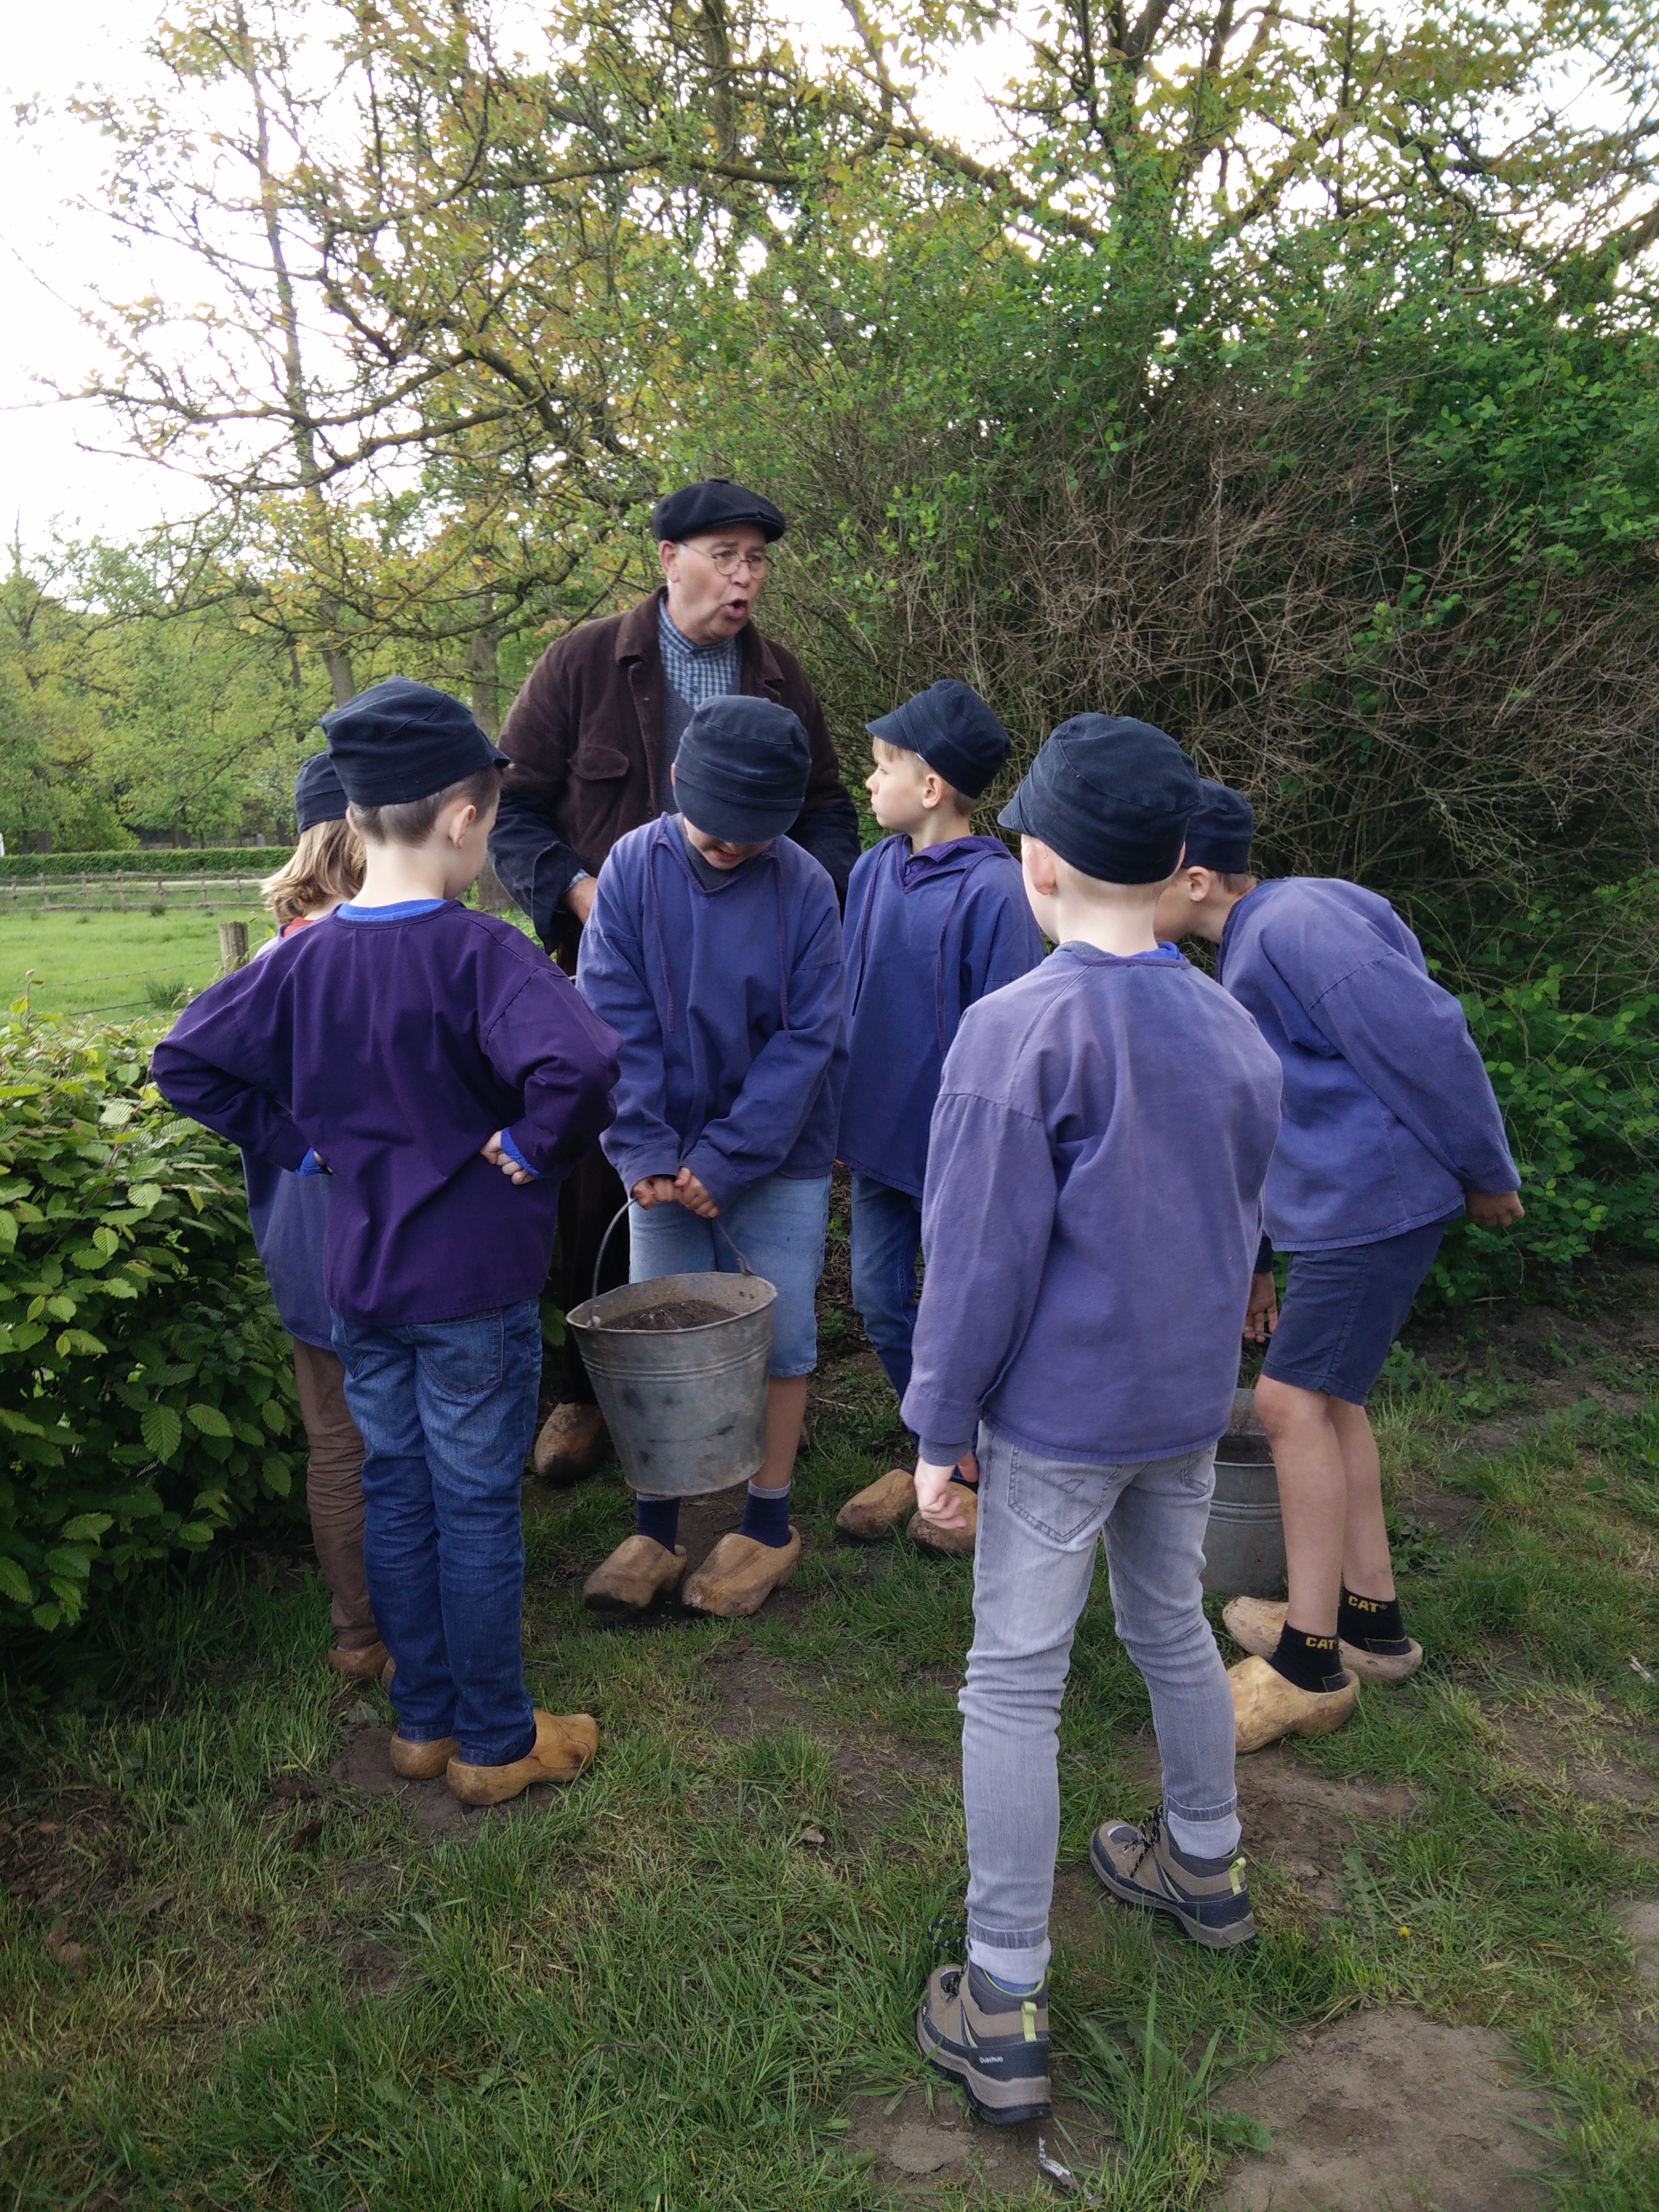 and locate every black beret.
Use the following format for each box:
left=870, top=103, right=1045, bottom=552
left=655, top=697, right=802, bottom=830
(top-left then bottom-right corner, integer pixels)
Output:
left=320, top=678, right=506, bottom=808
left=651, top=477, right=787, bottom=543
left=867, top=680, right=1012, bottom=800
left=673, top=695, right=811, bottom=843
left=294, top=751, right=349, bottom=832
left=998, top=714, right=1199, bottom=884
left=1183, top=778, right=1256, bottom=873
